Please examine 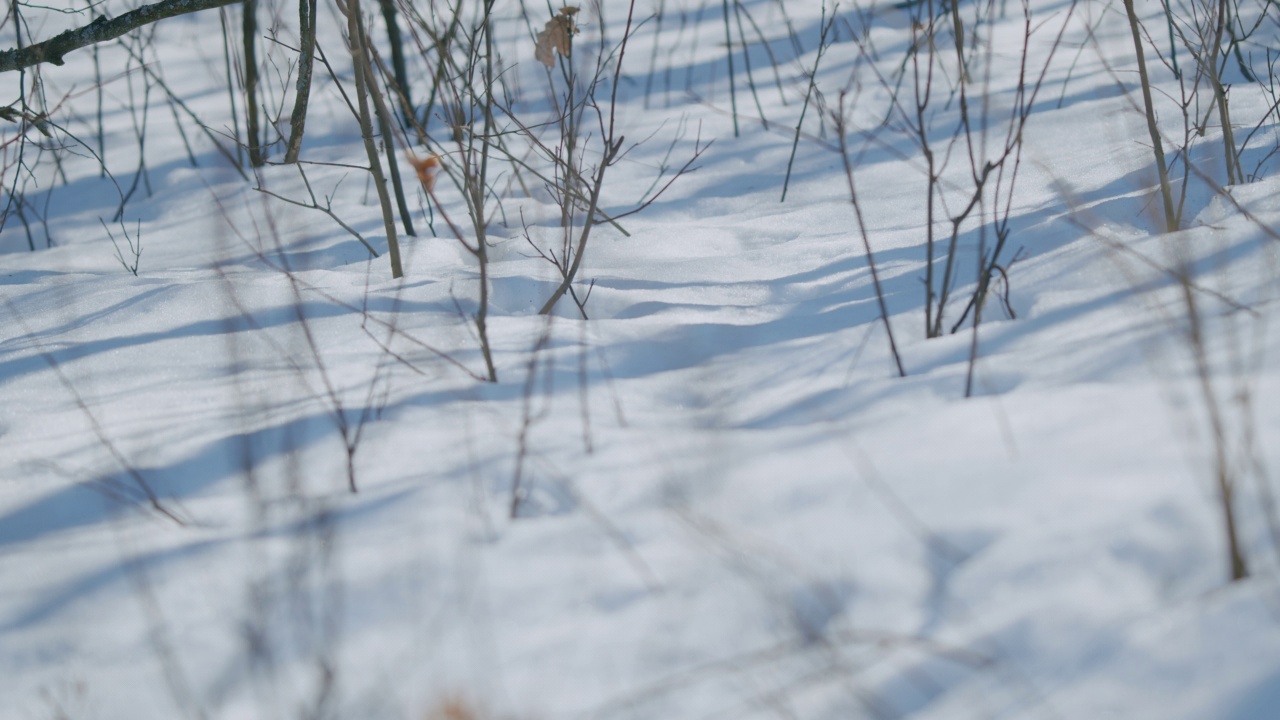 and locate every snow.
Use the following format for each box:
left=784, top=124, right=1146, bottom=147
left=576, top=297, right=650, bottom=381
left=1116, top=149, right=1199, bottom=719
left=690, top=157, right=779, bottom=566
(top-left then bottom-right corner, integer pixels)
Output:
left=2, top=0, right=1280, bottom=718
